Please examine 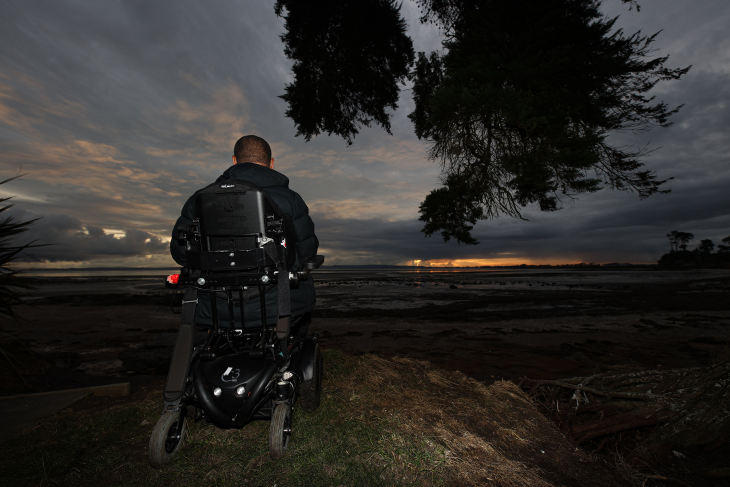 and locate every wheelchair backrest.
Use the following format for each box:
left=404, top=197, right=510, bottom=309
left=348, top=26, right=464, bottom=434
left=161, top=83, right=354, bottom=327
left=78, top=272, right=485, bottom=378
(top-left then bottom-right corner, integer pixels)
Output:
left=181, top=180, right=296, bottom=272
left=197, top=186, right=269, bottom=252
